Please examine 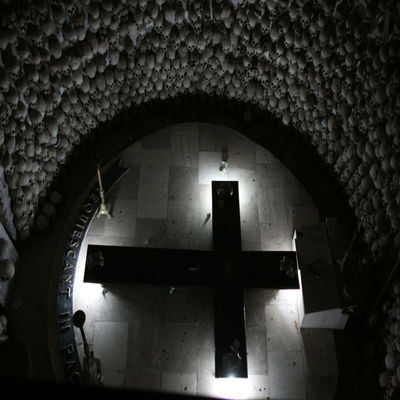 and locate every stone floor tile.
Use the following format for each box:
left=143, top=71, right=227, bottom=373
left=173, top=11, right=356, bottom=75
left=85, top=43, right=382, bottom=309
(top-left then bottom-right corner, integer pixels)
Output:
left=158, top=324, right=199, bottom=373
left=258, top=187, right=289, bottom=225
left=123, top=366, right=161, bottom=391
left=226, top=147, right=256, bottom=170
left=240, top=204, right=261, bottom=245
left=137, top=182, right=168, bottom=219
left=227, top=131, right=256, bottom=155
left=167, top=200, right=199, bottom=243
left=87, top=215, right=105, bottom=236
left=228, top=168, right=258, bottom=205
left=161, top=372, right=197, bottom=395
left=198, top=151, right=227, bottom=185
left=255, top=162, right=287, bottom=188
left=120, top=141, right=142, bottom=167
left=260, top=222, right=294, bottom=251
left=256, top=146, right=279, bottom=164
left=268, top=350, right=306, bottom=399
left=103, top=198, right=137, bottom=238
left=265, top=304, right=302, bottom=352
left=168, top=167, right=199, bottom=201
left=139, top=149, right=170, bottom=184
left=135, top=218, right=167, bottom=247
left=170, top=131, right=199, bottom=168
left=162, top=288, right=212, bottom=325
left=265, top=289, right=300, bottom=306
left=301, top=329, right=338, bottom=376
left=112, top=165, right=140, bottom=200
left=247, top=327, right=268, bottom=375
left=93, top=321, right=129, bottom=386
left=244, top=288, right=266, bottom=328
